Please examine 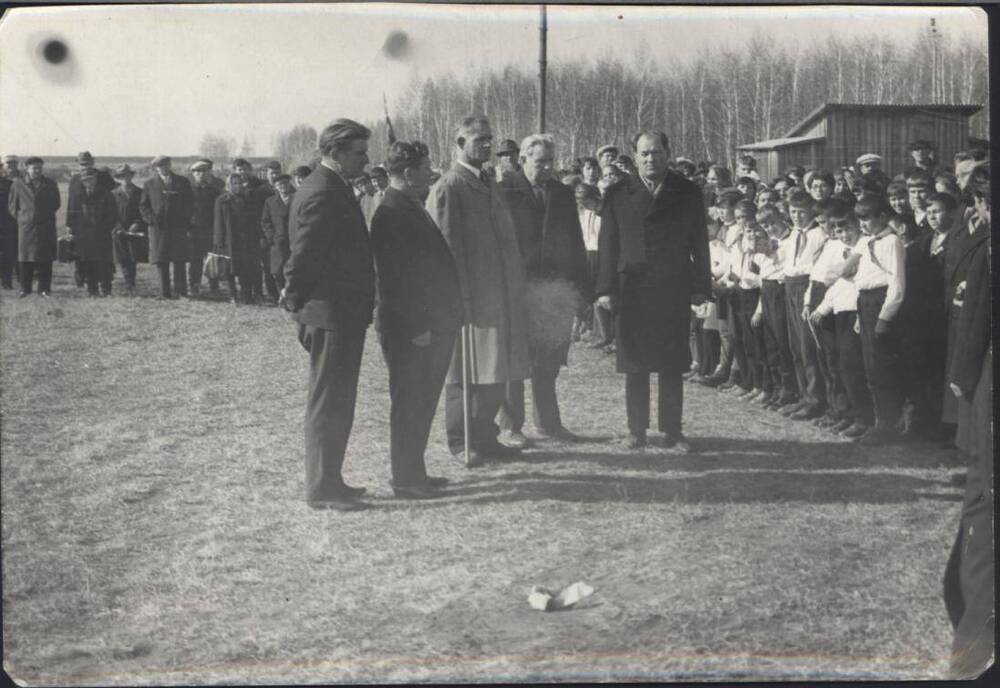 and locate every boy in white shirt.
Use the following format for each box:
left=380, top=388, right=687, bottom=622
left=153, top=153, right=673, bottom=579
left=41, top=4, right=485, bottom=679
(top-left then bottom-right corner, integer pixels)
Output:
left=724, top=203, right=769, bottom=400
left=753, top=204, right=799, bottom=410
left=701, top=188, right=745, bottom=388
left=809, top=207, right=874, bottom=439
left=849, top=194, right=907, bottom=445
left=803, top=198, right=853, bottom=431
left=778, top=190, right=828, bottom=420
